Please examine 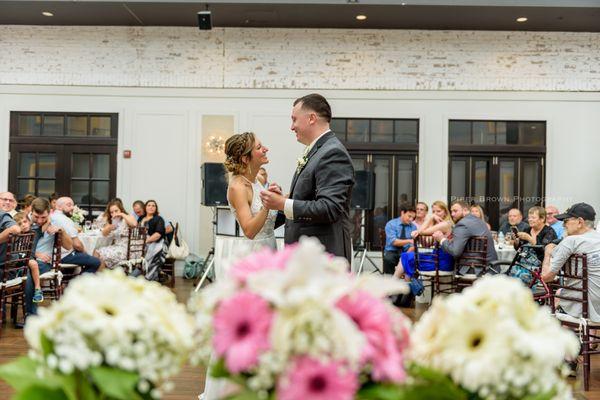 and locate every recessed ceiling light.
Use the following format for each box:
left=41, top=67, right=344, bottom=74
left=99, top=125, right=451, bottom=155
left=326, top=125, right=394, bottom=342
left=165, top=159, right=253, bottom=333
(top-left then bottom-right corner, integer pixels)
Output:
left=42, top=11, right=54, bottom=17
left=516, top=17, right=528, bottom=22
left=356, top=15, right=367, bottom=21
left=401, top=2, right=407, bottom=5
